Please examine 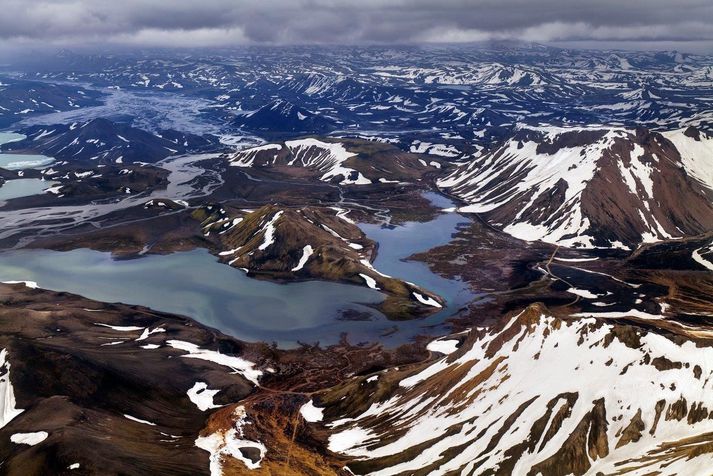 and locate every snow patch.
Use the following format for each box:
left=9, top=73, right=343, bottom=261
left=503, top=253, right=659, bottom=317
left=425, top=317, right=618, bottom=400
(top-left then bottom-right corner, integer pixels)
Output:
left=359, top=274, right=380, bottom=290
left=300, top=400, right=324, bottom=422
left=187, top=382, right=221, bottom=411
left=0, top=350, right=23, bottom=429
left=413, top=292, right=442, bottom=308
left=166, top=340, right=262, bottom=385
left=195, top=406, right=267, bottom=473
left=2, top=280, right=38, bottom=289
left=124, top=414, right=156, bottom=426
left=426, top=339, right=459, bottom=355
left=291, top=245, right=314, bottom=272
left=10, top=432, right=48, bottom=446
